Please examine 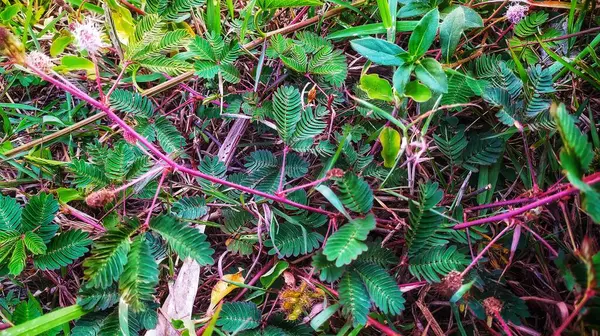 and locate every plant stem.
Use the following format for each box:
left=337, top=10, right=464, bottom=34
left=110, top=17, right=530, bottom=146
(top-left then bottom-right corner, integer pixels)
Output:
left=142, top=169, right=169, bottom=229
left=62, top=205, right=105, bottom=232
left=277, top=146, right=289, bottom=194
left=282, top=175, right=330, bottom=195
left=553, top=288, right=595, bottom=335
left=26, top=63, right=335, bottom=216
left=518, top=222, right=558, bottom=257
left=454, top=173, right=600, bottom=229
left=494, top=311, right=514, bottom=336
left=461, top=224, right=512, bottom=277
